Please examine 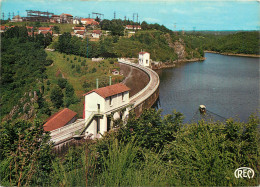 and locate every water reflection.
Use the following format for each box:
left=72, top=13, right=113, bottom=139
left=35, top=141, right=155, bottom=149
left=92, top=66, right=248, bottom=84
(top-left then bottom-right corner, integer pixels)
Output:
left=157, top=53, right=259, bottom=123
